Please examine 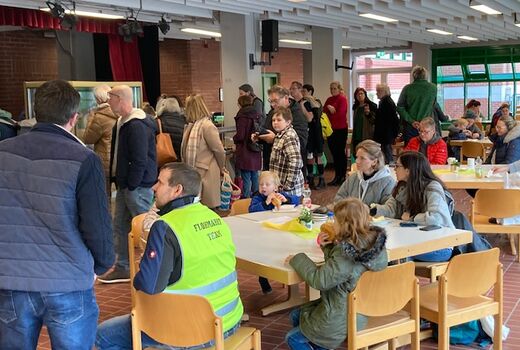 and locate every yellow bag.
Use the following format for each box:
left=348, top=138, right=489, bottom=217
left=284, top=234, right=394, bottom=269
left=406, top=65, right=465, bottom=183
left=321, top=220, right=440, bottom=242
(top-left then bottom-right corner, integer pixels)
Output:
left=321, top=113, right=333, bottom=138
